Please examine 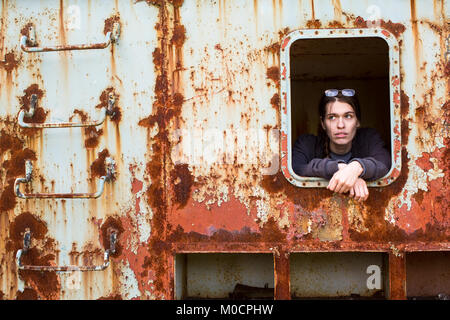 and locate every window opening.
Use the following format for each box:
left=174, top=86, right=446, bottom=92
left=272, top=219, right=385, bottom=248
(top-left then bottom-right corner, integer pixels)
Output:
left=280, top=29, right=401, bottom=187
